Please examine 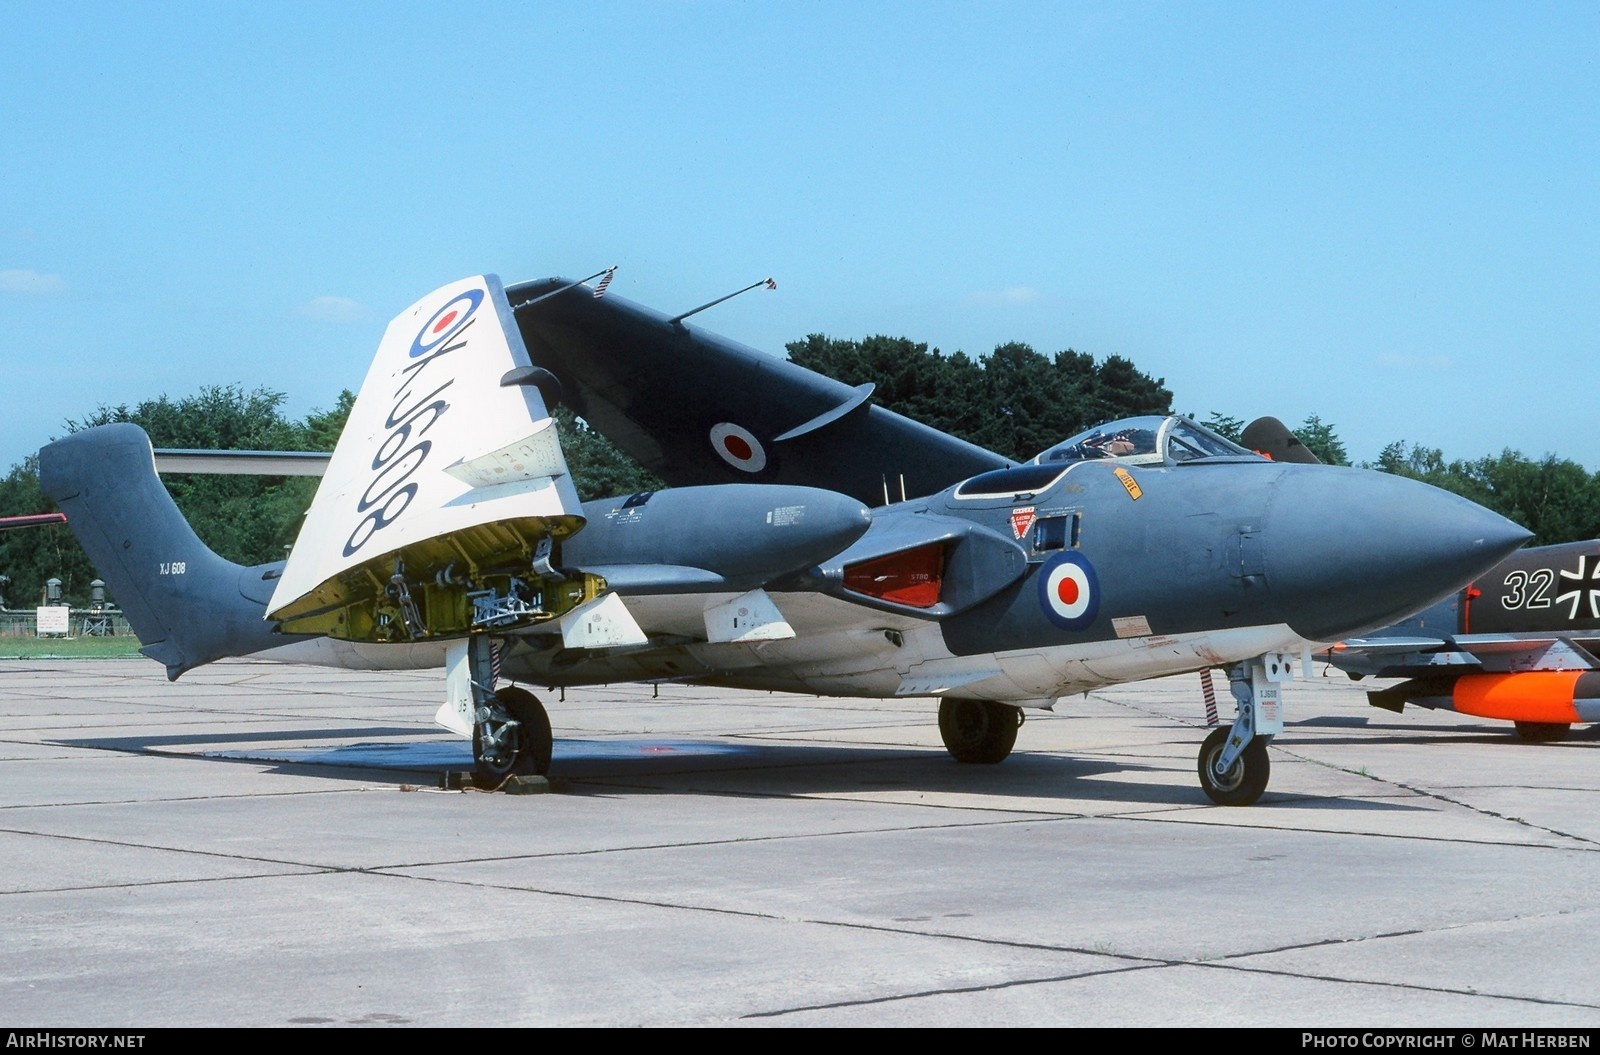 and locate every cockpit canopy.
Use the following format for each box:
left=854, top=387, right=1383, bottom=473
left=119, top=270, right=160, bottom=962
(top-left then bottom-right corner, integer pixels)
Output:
left=1030, top=415, right=1256, bottom=467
